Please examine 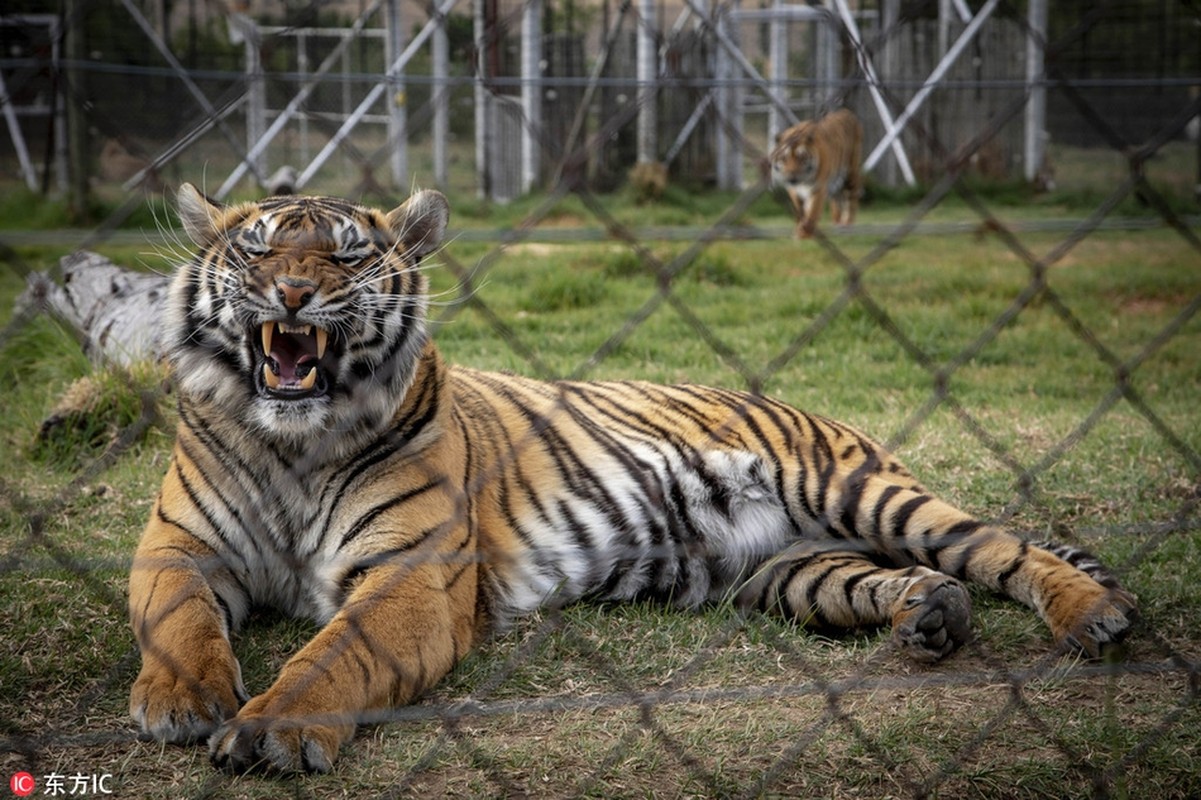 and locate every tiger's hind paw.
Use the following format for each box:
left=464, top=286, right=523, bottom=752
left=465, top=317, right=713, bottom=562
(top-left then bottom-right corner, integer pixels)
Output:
left=892, top=574, right=973, bottom=664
